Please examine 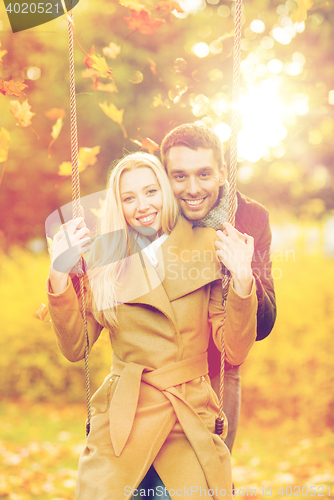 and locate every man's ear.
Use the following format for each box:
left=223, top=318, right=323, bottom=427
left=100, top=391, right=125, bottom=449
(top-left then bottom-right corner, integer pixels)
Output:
left=218, top=163, right=227, bottom=186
